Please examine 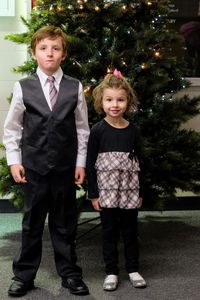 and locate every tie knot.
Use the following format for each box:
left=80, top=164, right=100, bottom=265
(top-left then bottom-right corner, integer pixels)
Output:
left=47, top=76, right=55, bottom=84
